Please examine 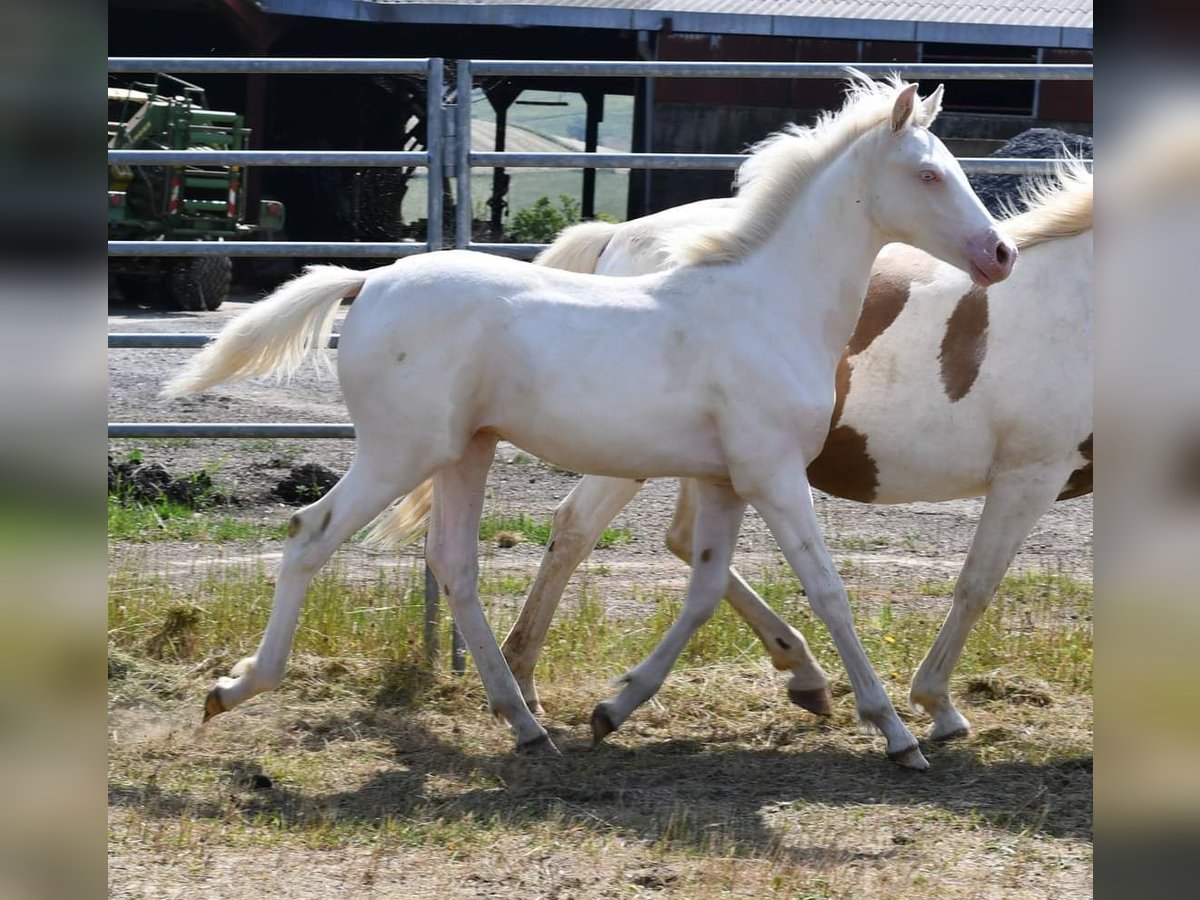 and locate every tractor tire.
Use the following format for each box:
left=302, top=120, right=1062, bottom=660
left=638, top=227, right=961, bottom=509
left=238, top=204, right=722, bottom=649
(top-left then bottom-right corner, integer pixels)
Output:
left=165, top=256, right=232, bottom=311
left=114, top=271, right=163, bottom=307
